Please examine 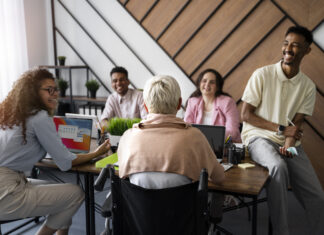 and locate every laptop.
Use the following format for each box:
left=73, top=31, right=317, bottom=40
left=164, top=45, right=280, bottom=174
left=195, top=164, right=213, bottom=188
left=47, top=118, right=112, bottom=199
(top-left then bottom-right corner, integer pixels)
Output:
left=65, top=113, right=99, bottom=138
left=52, top=116, right=93, bottom=153
left=192, top=124, right=225, bottom=160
